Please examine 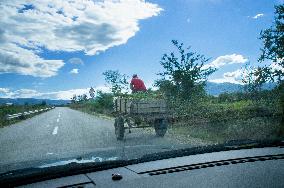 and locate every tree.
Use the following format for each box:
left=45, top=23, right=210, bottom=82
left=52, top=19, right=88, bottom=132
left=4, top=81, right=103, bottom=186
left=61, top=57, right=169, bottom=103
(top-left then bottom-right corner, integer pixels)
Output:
left=76, top=94, right=88, bottom=102
left=89, top=87, right=95, bottom=99
left=242, top=63, right=262, bottom=93
left=95, top=91, right=113, bottom=113
left=257, top=4, right=284, bottom=84
left=103, top=70, right=129, bottom=95
left=77, top=95, right=83, bottom=102
left=71, top=94, right=77, bottom=103
left=155, top=40, right=216, bottom=100
left=82, top=94, right=88, bottom=101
